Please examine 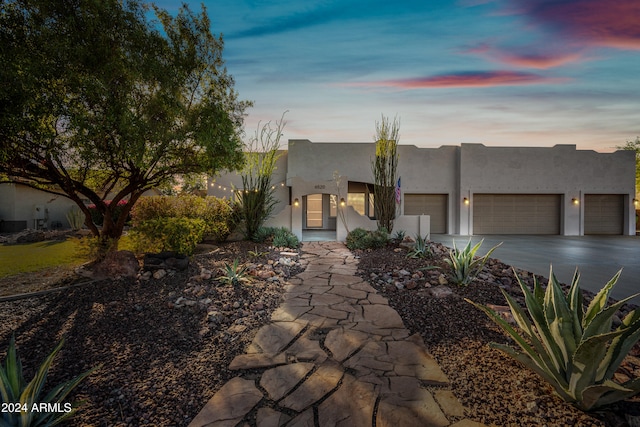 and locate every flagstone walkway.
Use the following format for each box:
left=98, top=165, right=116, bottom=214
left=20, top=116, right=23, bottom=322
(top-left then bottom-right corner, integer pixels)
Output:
left=189, top=241, right=487, bottom=427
